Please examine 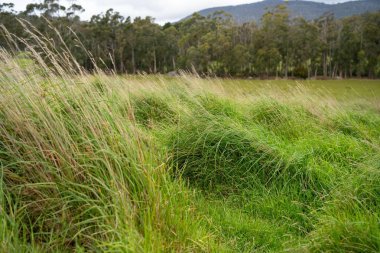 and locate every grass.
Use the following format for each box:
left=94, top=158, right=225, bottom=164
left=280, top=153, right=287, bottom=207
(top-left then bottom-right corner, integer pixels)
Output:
left=1, top=27, right=380, bottom=252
